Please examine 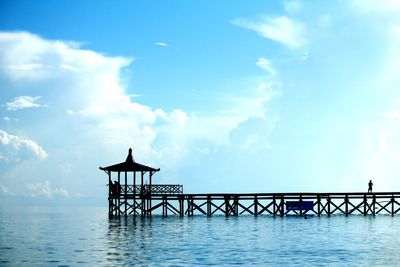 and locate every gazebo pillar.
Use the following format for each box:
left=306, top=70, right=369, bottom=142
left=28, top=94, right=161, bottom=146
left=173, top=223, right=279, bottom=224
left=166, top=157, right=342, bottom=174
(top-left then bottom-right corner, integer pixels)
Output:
left=141, top=171, right=144, bottom=216
left=117, top=171, right=120, bottom=215
left=124, top=171, right=127, bottom=216
left=133, top=171, right=136, bottom=215
left=108, top=171, right=112, bottom=216
left=149, top=171, right=153, bottom=216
